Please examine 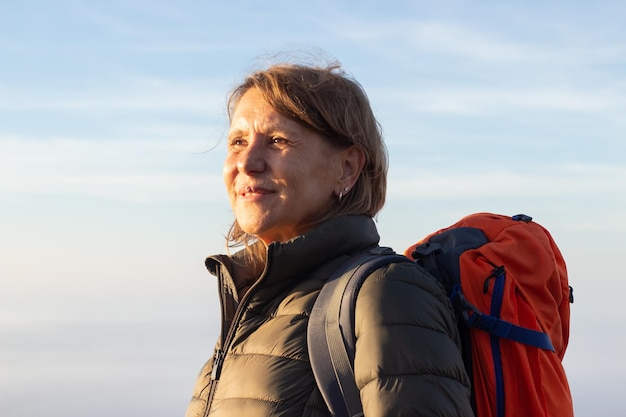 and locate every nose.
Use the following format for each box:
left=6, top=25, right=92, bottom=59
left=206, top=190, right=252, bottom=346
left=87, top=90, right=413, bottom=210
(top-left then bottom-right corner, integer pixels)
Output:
left=237, top=135, right=266, bottom=174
